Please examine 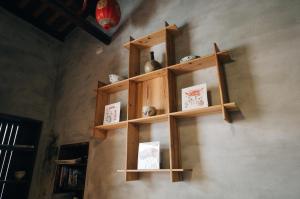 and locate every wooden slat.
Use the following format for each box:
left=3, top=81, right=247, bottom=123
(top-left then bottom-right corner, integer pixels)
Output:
left=218, top=51, right=233, bottom=64
left=214, top=43, right=231, bottom=122
left=130, top=68, right=167, bottom=82
left=171, top=105, right=222, bottom=118
left=169, top=54, right=216, bottom=74
left=165, top=29, right=176, bottom=66
left=94, top=121, right=128, bottom=130
left=126, top=123, right=139, bottom=181
left=168, top=51, right=231, bottom=75
left=127, top=80, right=137, bottom=120
left=128, top=44, right=140, bottom=77
left=99, top=79, right=129, bottom=93
left=168, top=116, right=182, bottom=182
left=93, top=82, right=108, bottom=139
left=170, top=103, right=237, bottom=118
left=166, top=70, right=178, bottom=113
left=224, top=102, right=239, bottom=111
left=124, top=24, right=178, bottom=49
left=129, top=114, right=168, bottom=124
left=117, top=169, right=191, bottom=172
